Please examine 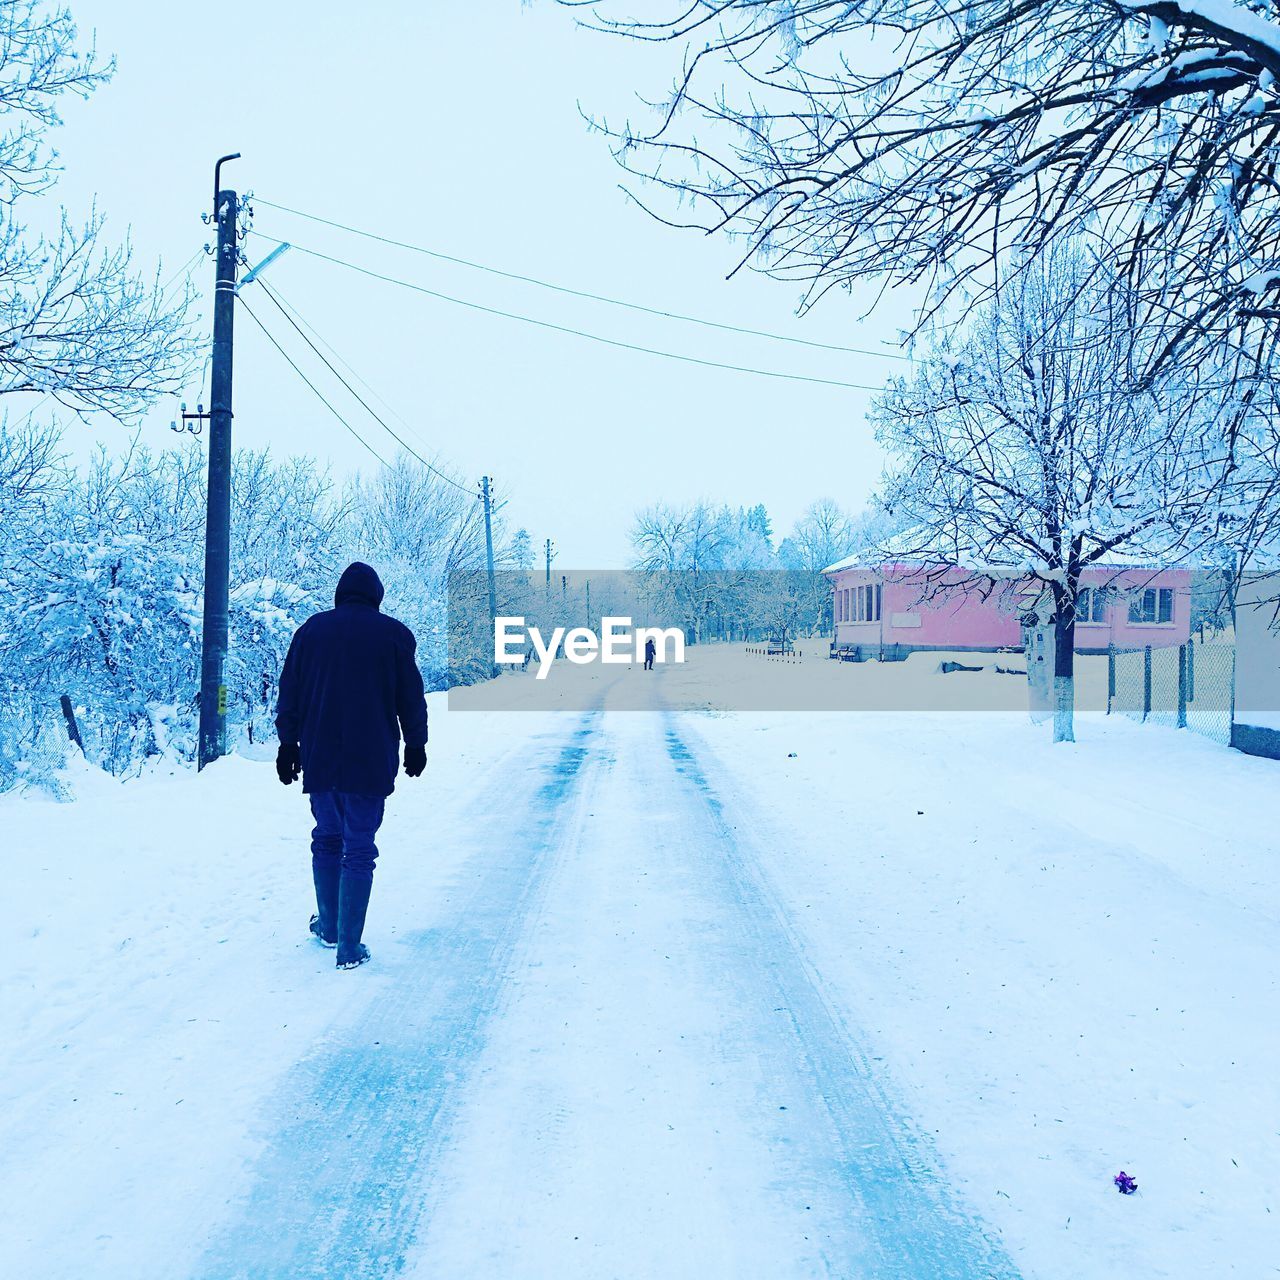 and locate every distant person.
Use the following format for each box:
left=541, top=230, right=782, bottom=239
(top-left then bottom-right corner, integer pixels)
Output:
left=275, top=562, right=428, bottom=970
left=644, top=636, right=656, bottom=671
